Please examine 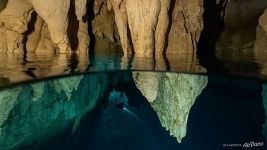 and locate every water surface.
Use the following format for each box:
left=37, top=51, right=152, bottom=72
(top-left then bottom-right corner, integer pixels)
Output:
left=1, top=52, right=267, bottom=87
